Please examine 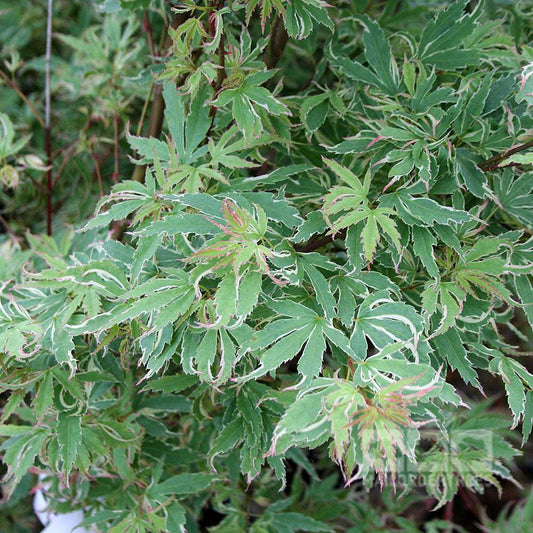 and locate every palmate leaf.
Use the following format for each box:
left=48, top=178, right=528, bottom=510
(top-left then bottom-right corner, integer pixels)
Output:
left=284, top=0, right=333, bottom=40
left=362, top=208, right=402, bottom=263
left=432, top=329, right=481, bottom=389
left=67, top=270, right=195, bottom=335
left=350, top=291, right=423, bottom=360
left=357, top=354, right=462, bottom=405
left=272, top=376, right=432, bottom=488
left=453, top=246, right=514, bottom=304
left=420, top=406, right=518, bottom=510
left=148, top=473, right=217, bottom=501
left=422, top=281, right=465, bottom=337
left=238, top=300, right=354, bottom=383
left=187, top=199, right=288, bottom=298
left=271, top=379, right=349, bottom=457
left=329, top=16, right=400, bottom=96
left=181, top=327, right=238, bottom=384
left=214, top=71, right=290, bottom=138
left=210, top=383, right=284, bottom=484
left=322, top=160, right=401, bottom=263
left=494, top=172, right=533, bottom=229
left=56, top=413, right=82, bottom=479
left=417, top=0, right=483, bottom=70
left=163, top=82, right=211, bottom=166
left=421, top=448, right=501, bottom=511
left=0, top=428, right=49, bottom=493
left=381, top=189, right=471, bottom=227
left=489, top=353, right=533, bottom=430
left=126, top=84, right=217, bottom=193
